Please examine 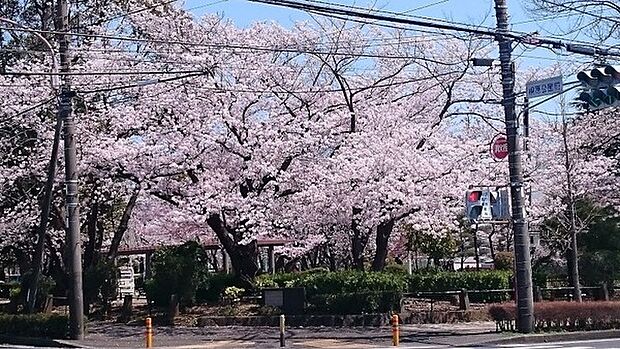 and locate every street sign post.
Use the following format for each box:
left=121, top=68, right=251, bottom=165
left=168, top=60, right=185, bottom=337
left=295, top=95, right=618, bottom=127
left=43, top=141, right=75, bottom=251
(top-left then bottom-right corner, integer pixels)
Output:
left=490, top=134, right=508, bottom=160
left=526, top=75, right=563, bottom=99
